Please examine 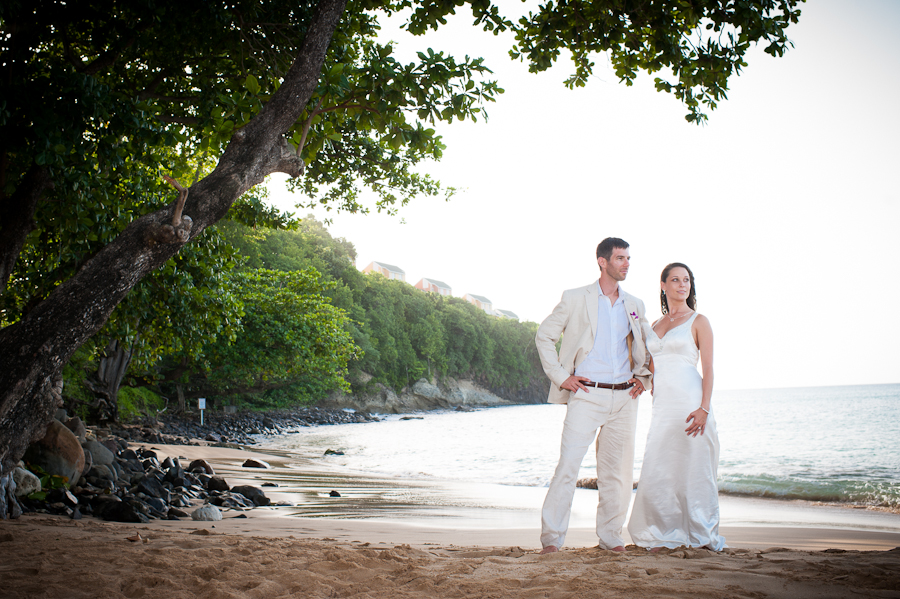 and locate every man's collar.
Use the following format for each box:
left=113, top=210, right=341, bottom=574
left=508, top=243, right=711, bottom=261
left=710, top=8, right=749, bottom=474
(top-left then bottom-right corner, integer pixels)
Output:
left=597, top=280, right=623, bottom=302
left=597, top=279, right=624, bottom=297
